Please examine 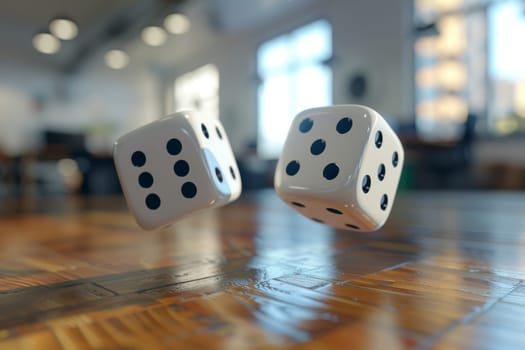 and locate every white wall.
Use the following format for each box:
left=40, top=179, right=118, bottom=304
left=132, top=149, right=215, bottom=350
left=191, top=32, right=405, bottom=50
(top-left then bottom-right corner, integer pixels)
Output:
left=0, top=0, right=413, bottom=156
left=152, top=0, right=414, bottom=153
left=0, top=62, right=56, bottom=156
left=0, top=59, right=160, bottom=155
